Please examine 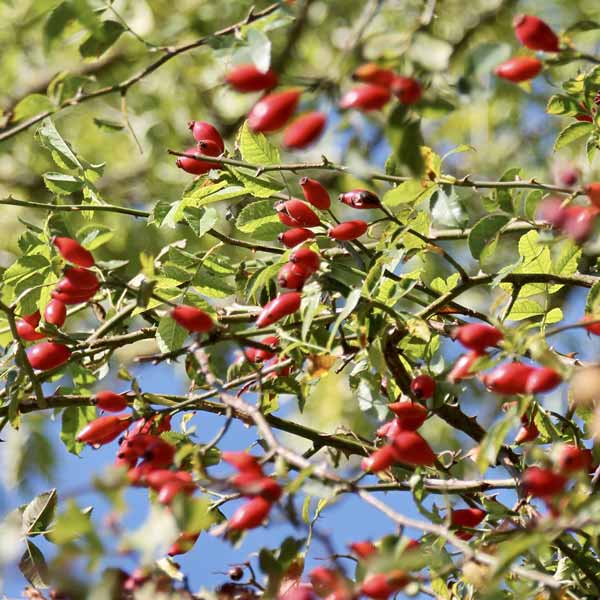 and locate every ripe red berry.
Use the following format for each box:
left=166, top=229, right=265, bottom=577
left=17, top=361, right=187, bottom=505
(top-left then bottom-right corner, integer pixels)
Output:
left=482, top=362, right=535, bottom=395
left=560, top=205, right=599, bottom=243
left=349, top=540, right=377, bottom=559
left=278, top=228, right=315, bottom=248
left=283, top=112, right=327, bottom=149
left=145, top=469, right=193, bottom=491
left=176, top=143, right=221, bottom=175
left=339, top=84, right=391, bottom=111
left=339, top=189, right=381, bottom=209
left=231, top=474, right=283, bottom=502
left=328, top=220, right=368, bottom=241
left=515, top=421, right=539, bottom=444
left=391, top=76, right=422, bottom=105
left=361, top=444, right=398, bottom=472
left=453, top=323, right=503, bottom=351
left=376, top=419, right=402, bottom=440
left=494, top=56, right=542, bottom=82
left=27, top=341, right=71, bottom=371
left=225, top=64, right=278, bottom=93
left=521, top=466, right=567, bottom=498
left=410, top=374, right=436, bottom=399
left=60, top=267, right=99, bottom=290
left=188, top=121, right=224, bottom=152
left=386, top=402, right=427, bottom=431
left=158, top=480, right=193, bottom=505
left=352, top=63, right=395, bottom=87
left=309, top=567, right=340, bottom=596
left=76, top=414, right=132, bottom=445
left=557, top=445, right=592, bottom=474
left=299, top=178, right=330, bottom=210
left=447, top=351, right=485, bottom=383
left=277, top=262, right=310, bottom=290
left=583, top=315, right=600, bottom=335
left=290, top=247, right=320, bottom=274
left=95, top=390, right=128, bottom=413
left=525, top=367, right=561, bottom=394
left=248, top=89, right=301, bottom=133
left=244, top=335, right=279, bottom=363
left=450, top=508, right=486, bottom=540
left=256, top=292, right=302, bottom=327
left=222, top=451, right=264, bottom=474
left=279, top=583, right=316, bottom=600
left=228, top=496, right=272, bottom=530
left=52, top=282, right=98, bottom=305
left=576, top=113, right=593, bottom=123
left=44, top=299, right=67, bottom=327
left=170, top=305, right=214, bottom=333
left=585, top=183, right=600, bottom=208
left=361, top=571, right=408, bottom=599
left=53, top=237, right=94, bottom=268
left=276, top=199, right=321, bottom=228
left=391, top=431, right=436, bottom=466
left=16, top=311, right=45, bottom=341
left=168, top=531, right=200, bottom=556
left=513, top=14, right=559, bottom=52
